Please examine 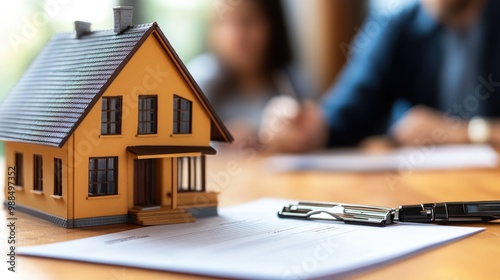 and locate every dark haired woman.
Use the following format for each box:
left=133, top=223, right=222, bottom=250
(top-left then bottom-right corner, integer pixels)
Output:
left=188, top=0, right=309, bottom=151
